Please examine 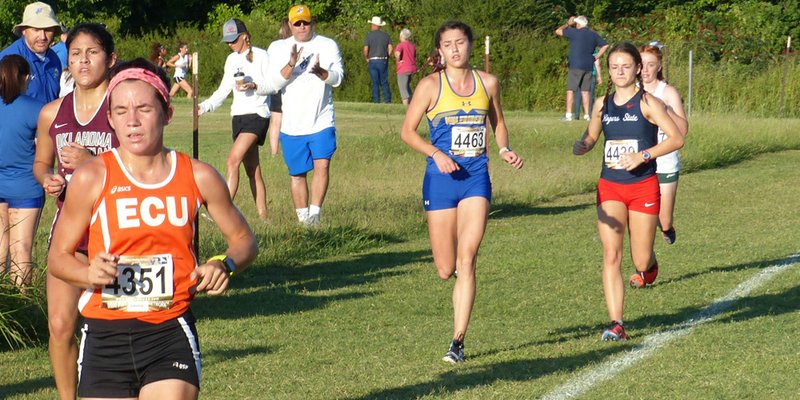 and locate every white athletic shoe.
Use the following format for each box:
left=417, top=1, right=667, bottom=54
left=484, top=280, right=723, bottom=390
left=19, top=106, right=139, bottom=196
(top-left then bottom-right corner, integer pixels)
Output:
left=583, top=114, right=590, bottom=121
left=303, top=214, right=321, bottom=228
